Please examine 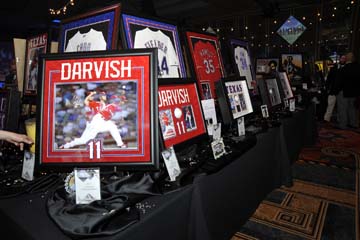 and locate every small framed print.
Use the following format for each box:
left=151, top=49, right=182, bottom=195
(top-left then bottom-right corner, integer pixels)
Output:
left=280, top=53, right=303, bottom=84
left=121, top=14, right=187, bottom=78
left=36, top=49, right=158, bottom=170
left=23, top=33, right=48, bottom=95
left=277, top=71, right=294, bottom=99
left=158, top=78, right=207, bottom=149
left=58, top=3, right=121, bottom=53
left=185, top=31, right=225, bottom=99
left=228, top=38, right=255, bottom=89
